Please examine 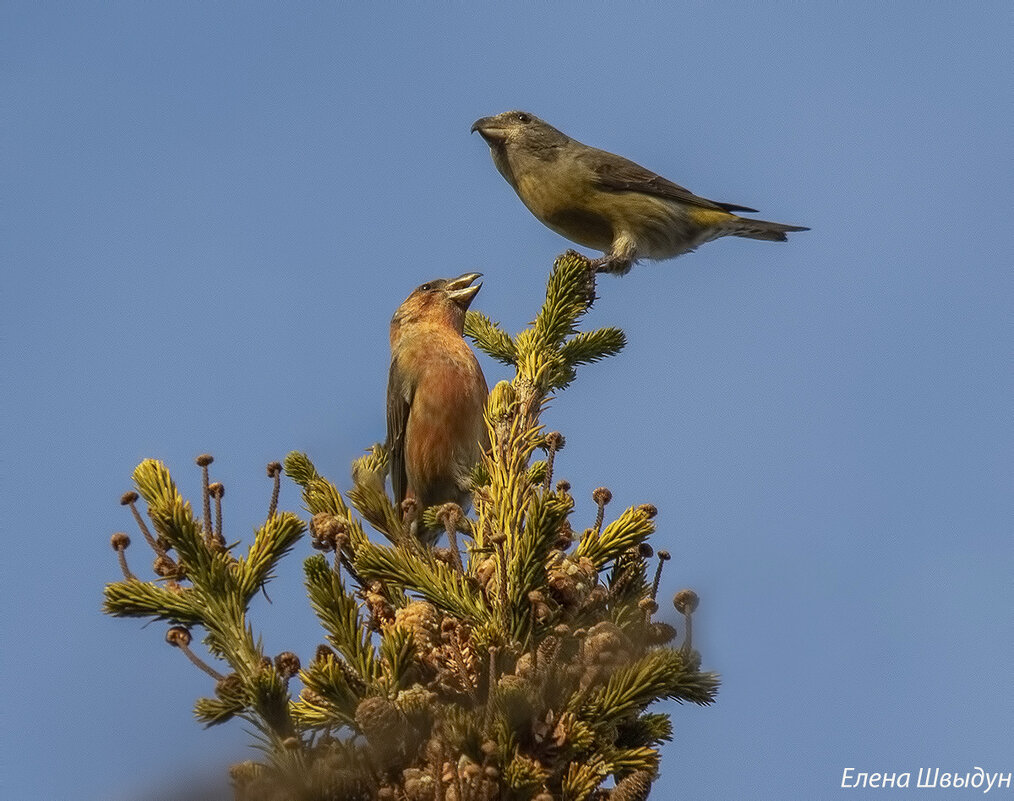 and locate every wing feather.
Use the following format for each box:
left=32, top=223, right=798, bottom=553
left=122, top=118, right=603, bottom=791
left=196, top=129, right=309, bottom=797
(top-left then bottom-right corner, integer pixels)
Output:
left=386, top=359, right=412, bottom=505
left=580, top=147, right=758, bottom=213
